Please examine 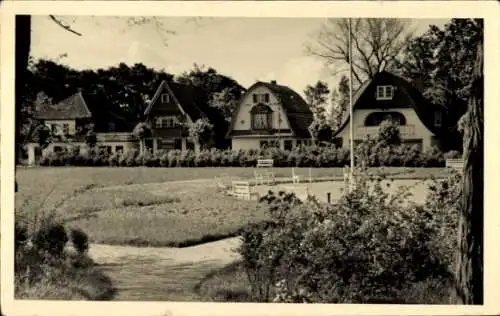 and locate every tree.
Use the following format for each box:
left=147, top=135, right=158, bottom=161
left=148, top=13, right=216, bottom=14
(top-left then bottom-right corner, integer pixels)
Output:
left=132, top=122, right=152, bottom=155
left=209, top=87, right=242, bottom=123
left=454, top=40, right=483, bottom=305
left=304, top=81, right=332, bottom=144
left=329, top=75, right=350, bottom=131
left=176, top=64, right=245, bottom=148
left=186, top=118, right=214, bottom=153
left=306, top=18, right=414, bottom=86
left=397, top=19, right=483, bottom=138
